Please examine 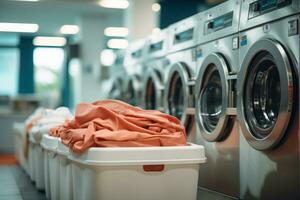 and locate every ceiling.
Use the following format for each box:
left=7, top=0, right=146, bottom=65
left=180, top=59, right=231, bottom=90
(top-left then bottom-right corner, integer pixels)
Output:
left=0, top=0, right=124, bottom=36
